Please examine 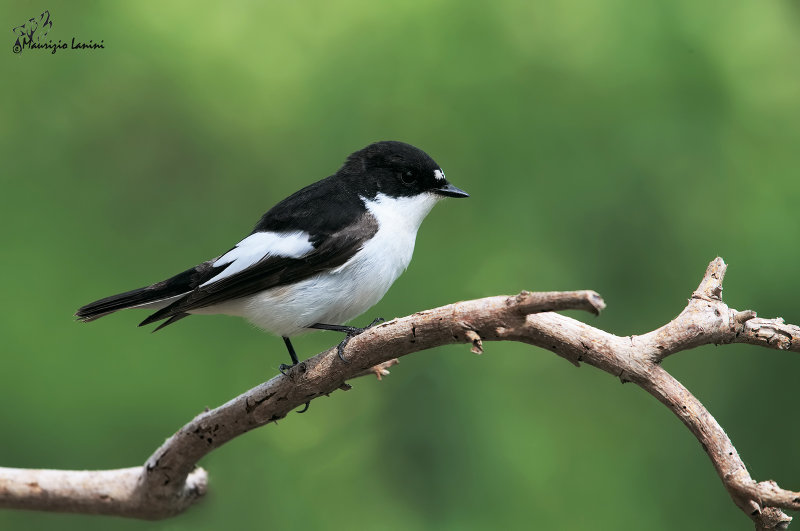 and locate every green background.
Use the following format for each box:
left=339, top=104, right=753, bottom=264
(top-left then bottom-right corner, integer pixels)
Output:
left=2, top=1, right=799, bottom=529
